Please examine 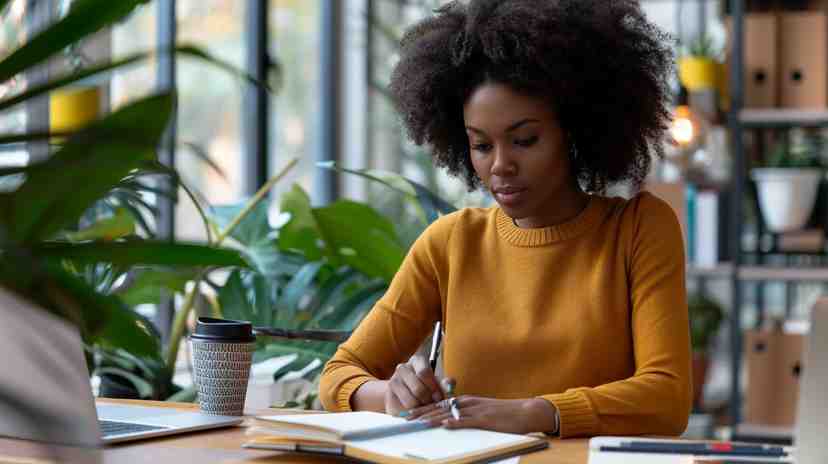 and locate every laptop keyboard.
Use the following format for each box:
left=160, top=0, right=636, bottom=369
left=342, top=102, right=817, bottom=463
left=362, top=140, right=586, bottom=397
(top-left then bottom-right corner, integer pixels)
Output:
left=99, top=420, right=168, bottom=438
